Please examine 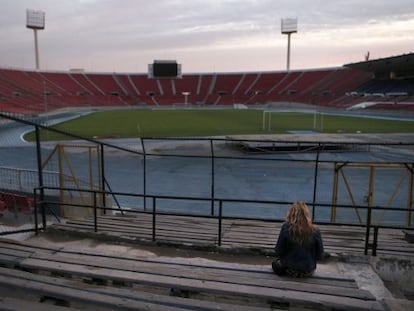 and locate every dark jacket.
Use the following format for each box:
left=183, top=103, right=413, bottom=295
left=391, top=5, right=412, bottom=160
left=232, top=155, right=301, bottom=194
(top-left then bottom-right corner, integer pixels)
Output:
left=275, top=223, right=324, bottom=272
